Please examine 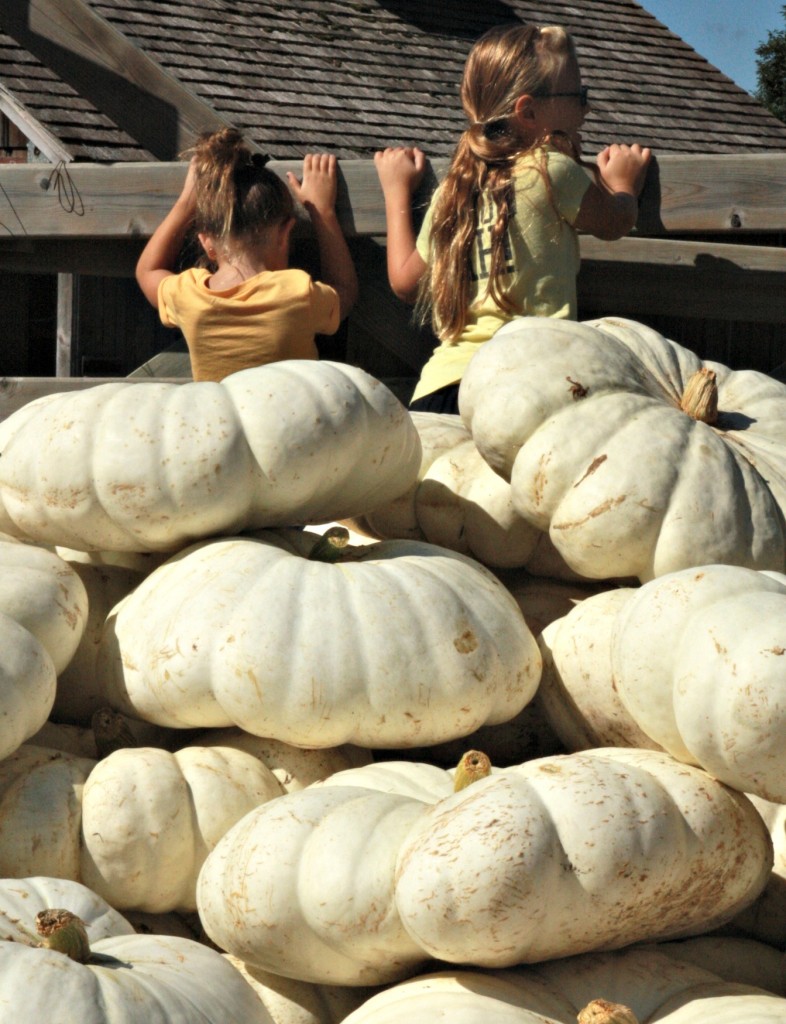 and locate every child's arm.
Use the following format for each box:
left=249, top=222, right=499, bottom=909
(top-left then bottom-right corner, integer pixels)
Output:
left=287, top=154, right=358, bottom=321
left=135, top=161, right=198, bottom=307
left=374, top=147, right=428, bottom=303
left=573, top=143, right=652, bottom=241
